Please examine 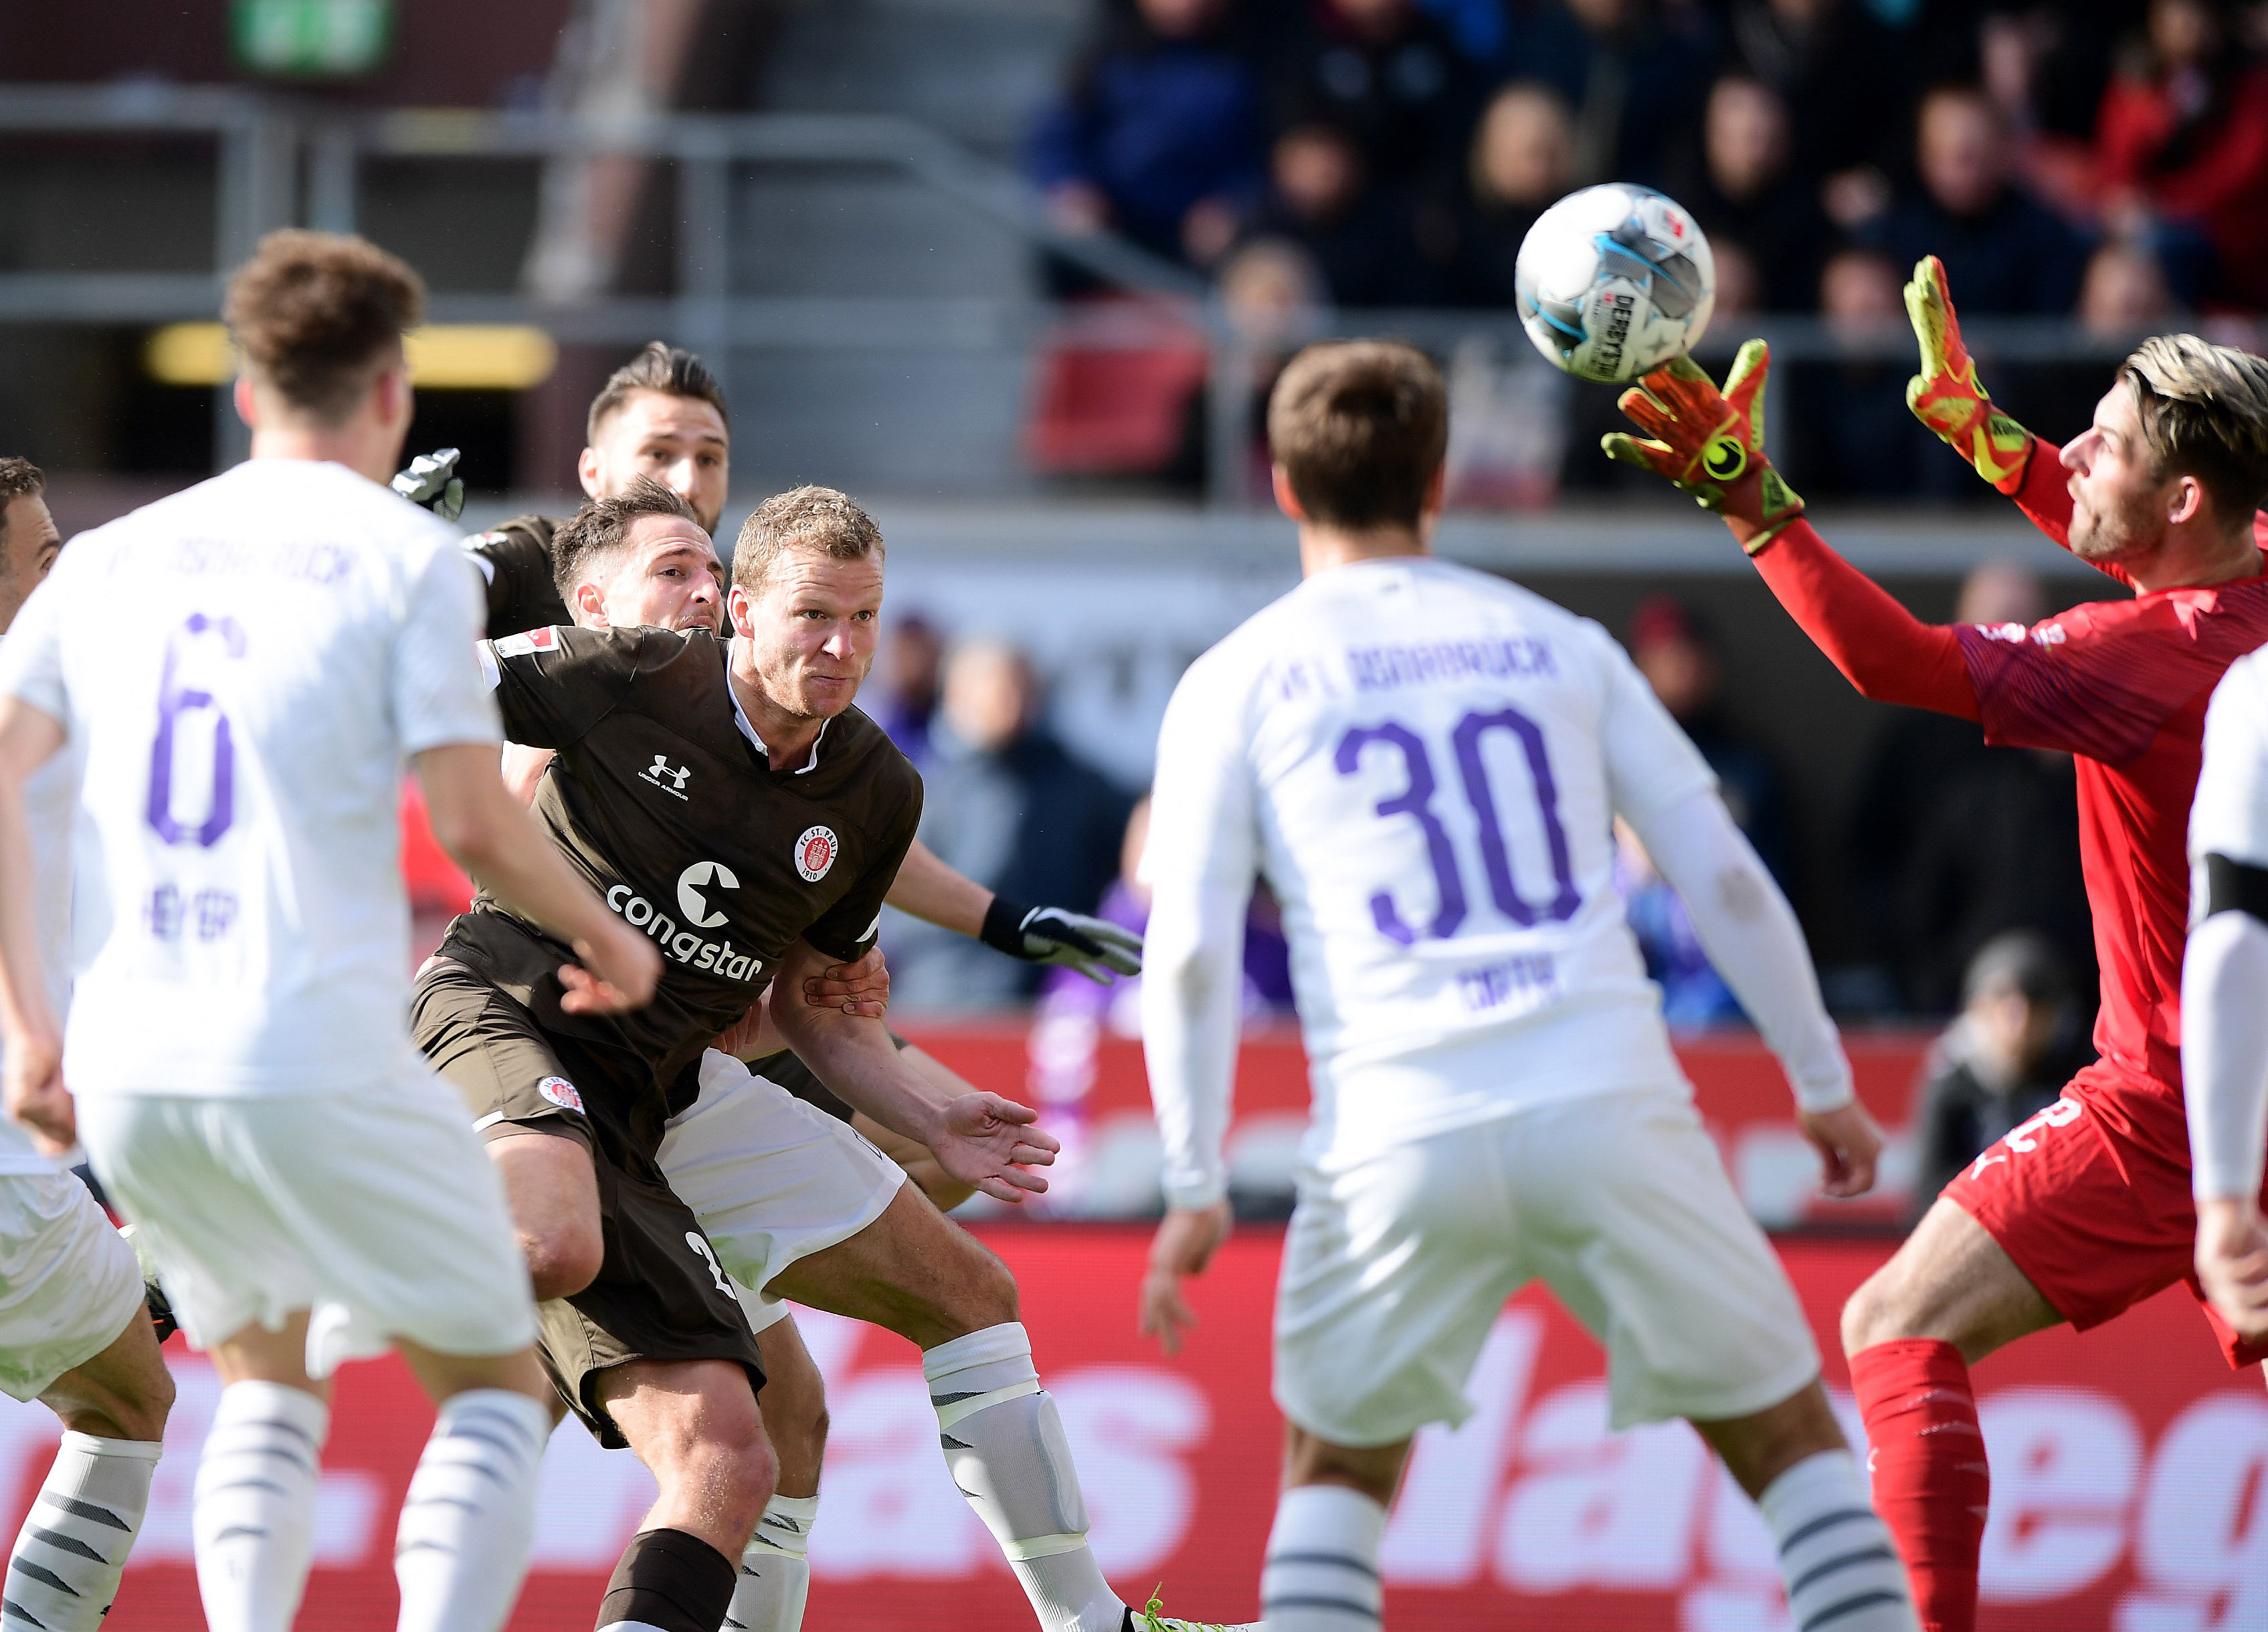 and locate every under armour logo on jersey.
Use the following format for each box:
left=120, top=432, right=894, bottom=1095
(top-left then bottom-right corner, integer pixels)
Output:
left=640, top=754, right=692, bottom=799
left=677, top=859, right=740, bottom=928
